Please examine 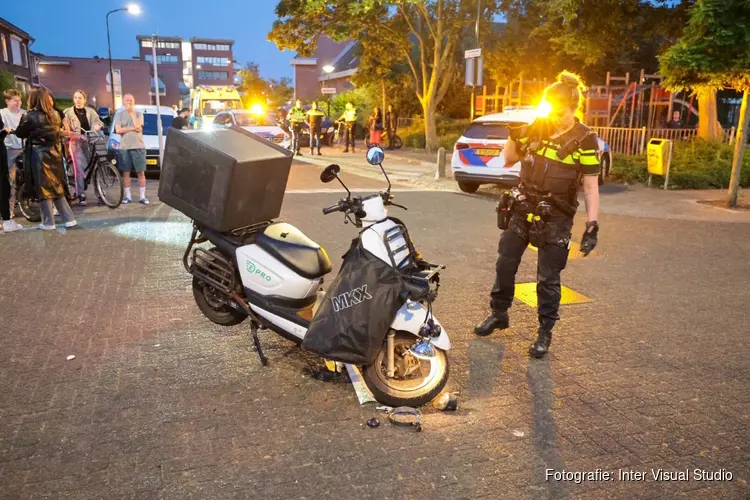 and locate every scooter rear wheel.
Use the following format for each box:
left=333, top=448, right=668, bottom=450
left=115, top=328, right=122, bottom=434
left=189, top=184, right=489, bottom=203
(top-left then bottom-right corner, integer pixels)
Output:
left=361, top=331, right=449, bottom=407
left=192, top=276, right=247, bottom=326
